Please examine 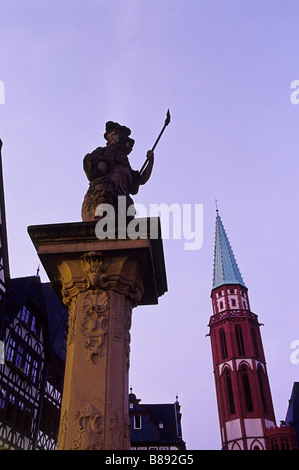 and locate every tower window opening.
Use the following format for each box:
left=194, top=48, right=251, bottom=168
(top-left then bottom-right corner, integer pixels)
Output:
left=257, top=366, right=268, bottom=414
left=281, top=438, right=290, bottom=450
left=225, top=369, right=235, bottom=415
left=270, top=439, right=279, bottom=450
left=219, top=329, right=228, bottom=359
left=241, top=366, right=253, bottom=412
left=235, top=325, right=245, bottom=356
left=250, top=326, right=260, bottom=359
